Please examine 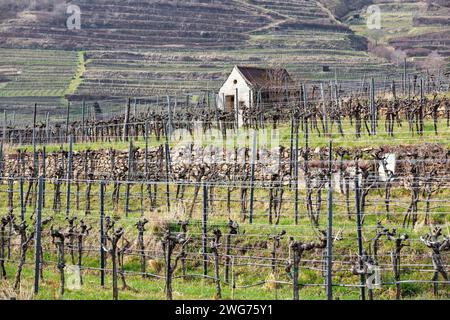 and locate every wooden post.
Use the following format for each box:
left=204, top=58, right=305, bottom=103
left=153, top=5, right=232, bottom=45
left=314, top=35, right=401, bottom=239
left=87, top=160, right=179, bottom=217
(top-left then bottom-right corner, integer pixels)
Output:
left=419, top=78, right=424, bottom=135
left=81, top=100, right=86, bottom=143
left=99, top=181, right=105, bottom=286
left=294, top=115, right=299, bottom=225
left=235, top=88, right=239, bottom=129
left=214, top=94, right=220, bottom=131
left=207, top=90, right=211, bottom=112
left=288, top=110, right=294, bottom=179
left=0, top=143, right=3, bottom=179
left=2, top=111, right=6, bottom=146
left=42, top=146, right=46, bottom=208
left=144, top=121, right=149, bottom=174
left=355, top=174, right=366, bottom=300
left=20, top=177, right=25, bottom=221
left=320, top=83, right=328, bottom=135
left=370, top=78, right=376, bottom=135
left=166, top=96, right=173, bottom=139
left=403, top=58, right=407, bottom=96
left=326, top=141, right=333, bottom=300
left=231, top=256, right=236, bottom=300
left=65, top=101, right=70, bottom=142
left=125, top=141, right=133, bottom=217
left=164, top=125, right=171, bottom=213
left=164, top=233, right=172, bottom=300
left=202, top=183, right=208, bottom=277
left=65, top=136, right=73, bottom=216
left=173, top=96, right=177, bottom=122
left=32, top=112, right=38, bottom=204
left=248, top=130, right=257, bottom=224
left=392, top=80, right=396, bottom=99
left=45, top=112, right=50, bottom=144
left=123, top=98, right=131, bottom=141
left=33, top=176, right=43, bottom=294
